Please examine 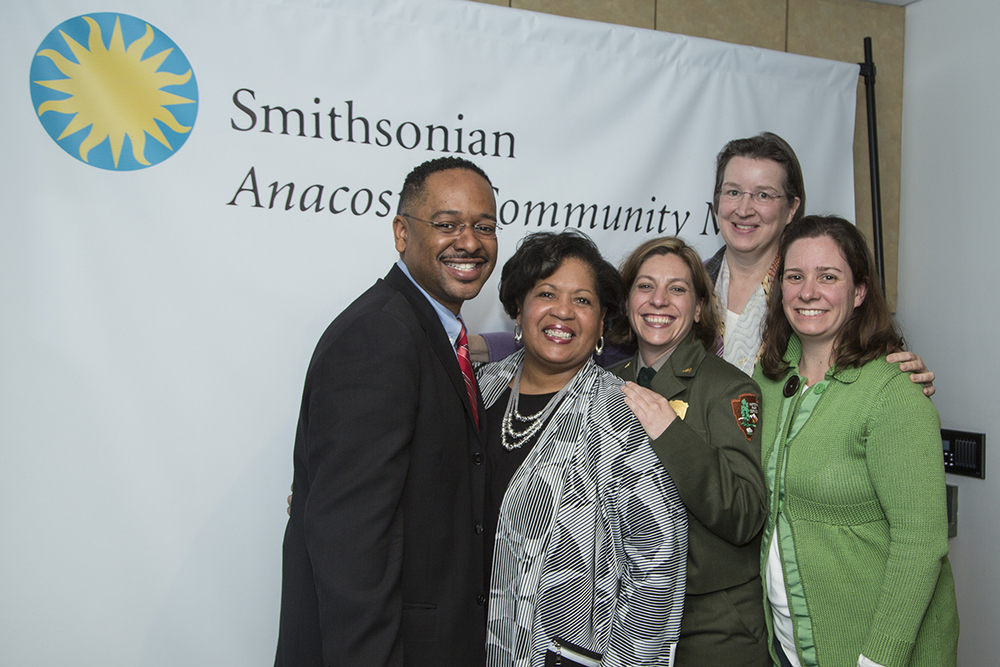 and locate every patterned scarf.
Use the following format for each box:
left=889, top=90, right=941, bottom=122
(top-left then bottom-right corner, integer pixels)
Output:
left=714, top=250, right=780, bottom=375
